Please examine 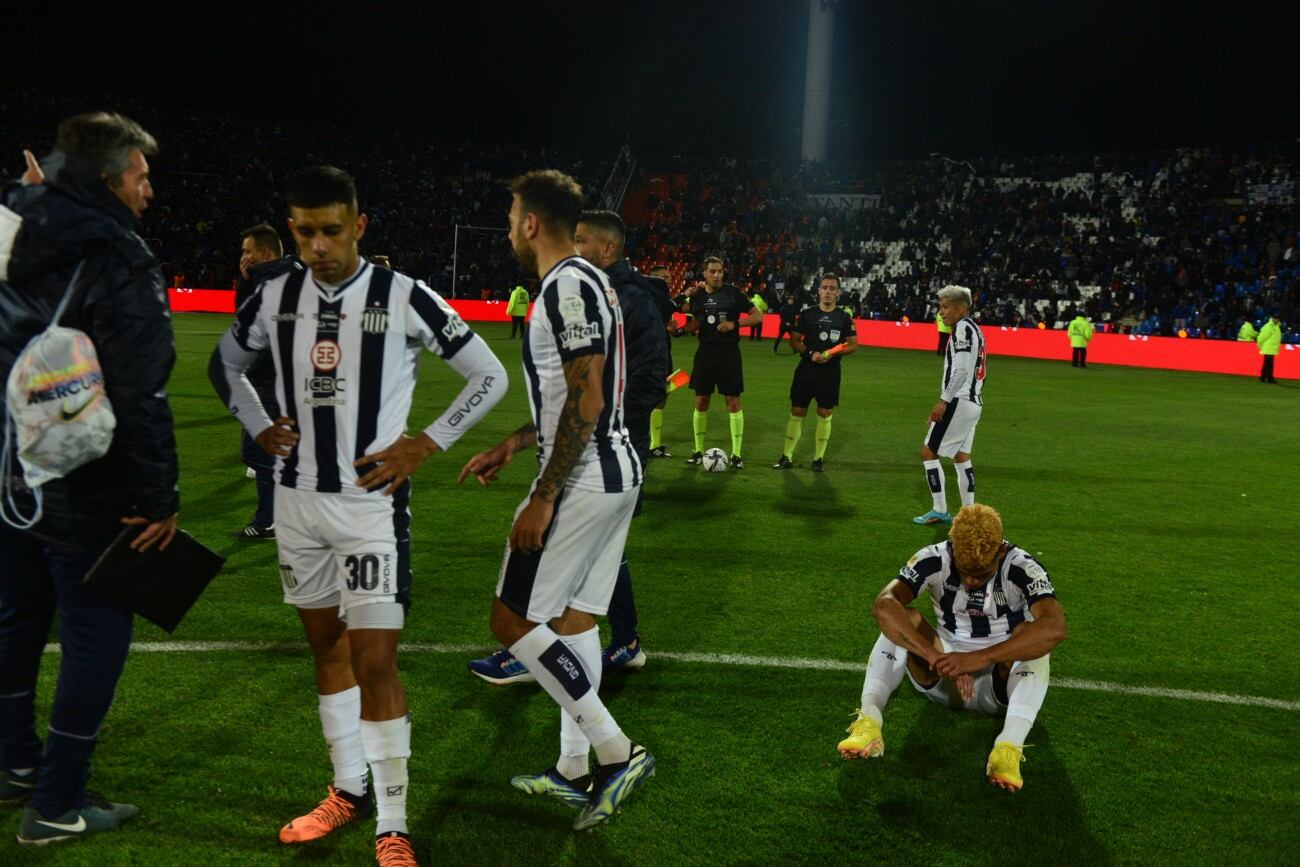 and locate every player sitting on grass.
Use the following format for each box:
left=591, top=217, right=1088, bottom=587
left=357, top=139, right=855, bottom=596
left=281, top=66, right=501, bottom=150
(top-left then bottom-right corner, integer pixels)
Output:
left=837, top=504, right=1066, bottom=792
